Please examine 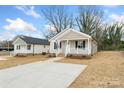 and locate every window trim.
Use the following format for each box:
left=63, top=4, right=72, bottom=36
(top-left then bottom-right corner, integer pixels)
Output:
left=54, top=42, right=57, bottom=49
left=16, top=45, right=20, bottom=50
left=76, top=40, right=86, bottom=49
